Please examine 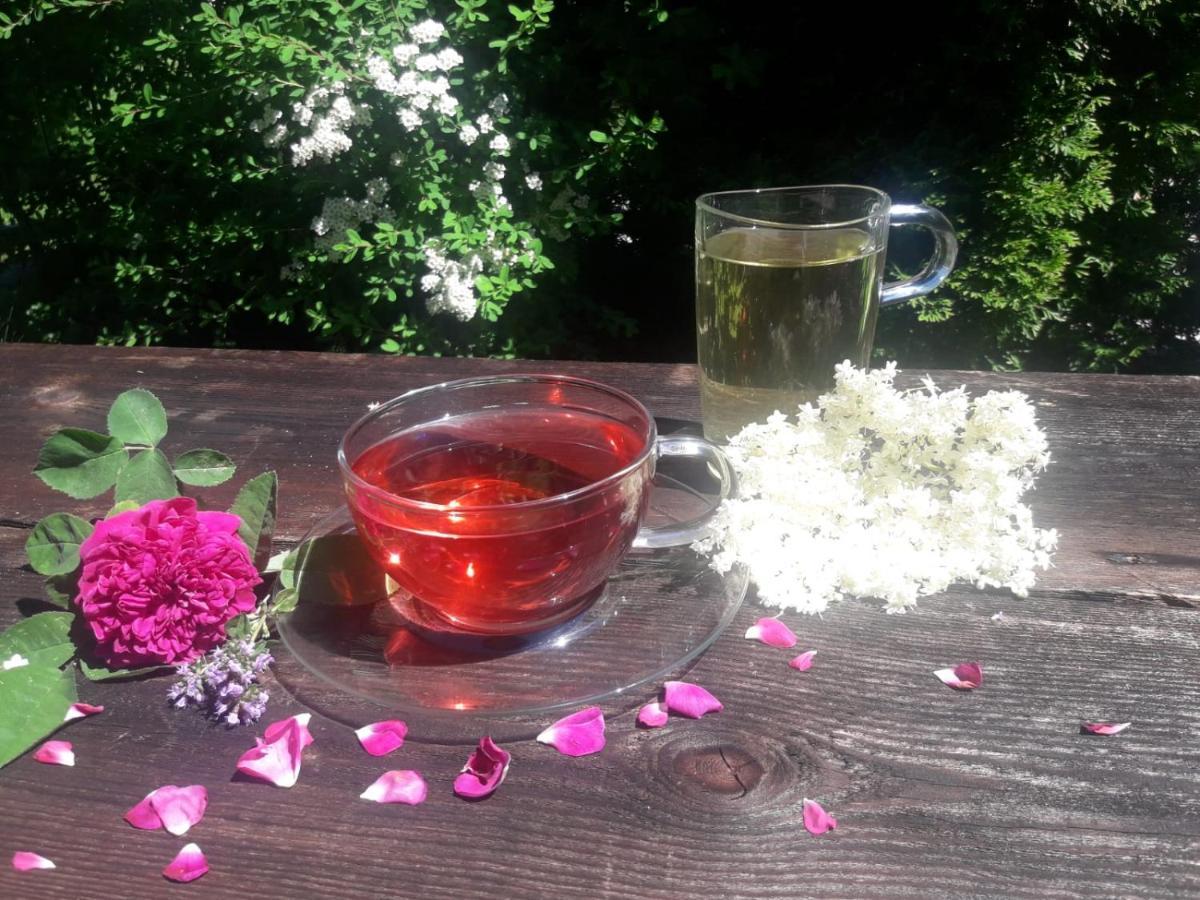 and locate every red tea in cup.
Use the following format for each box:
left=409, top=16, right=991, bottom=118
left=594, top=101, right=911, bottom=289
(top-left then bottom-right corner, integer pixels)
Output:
left=340, top=376, right=732, bottom=636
